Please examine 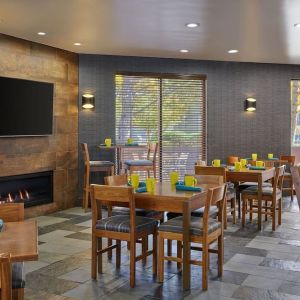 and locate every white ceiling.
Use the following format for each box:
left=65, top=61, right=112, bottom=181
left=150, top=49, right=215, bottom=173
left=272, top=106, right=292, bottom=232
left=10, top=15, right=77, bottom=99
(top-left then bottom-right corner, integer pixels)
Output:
left=1, top=0, right=300, bottom=64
